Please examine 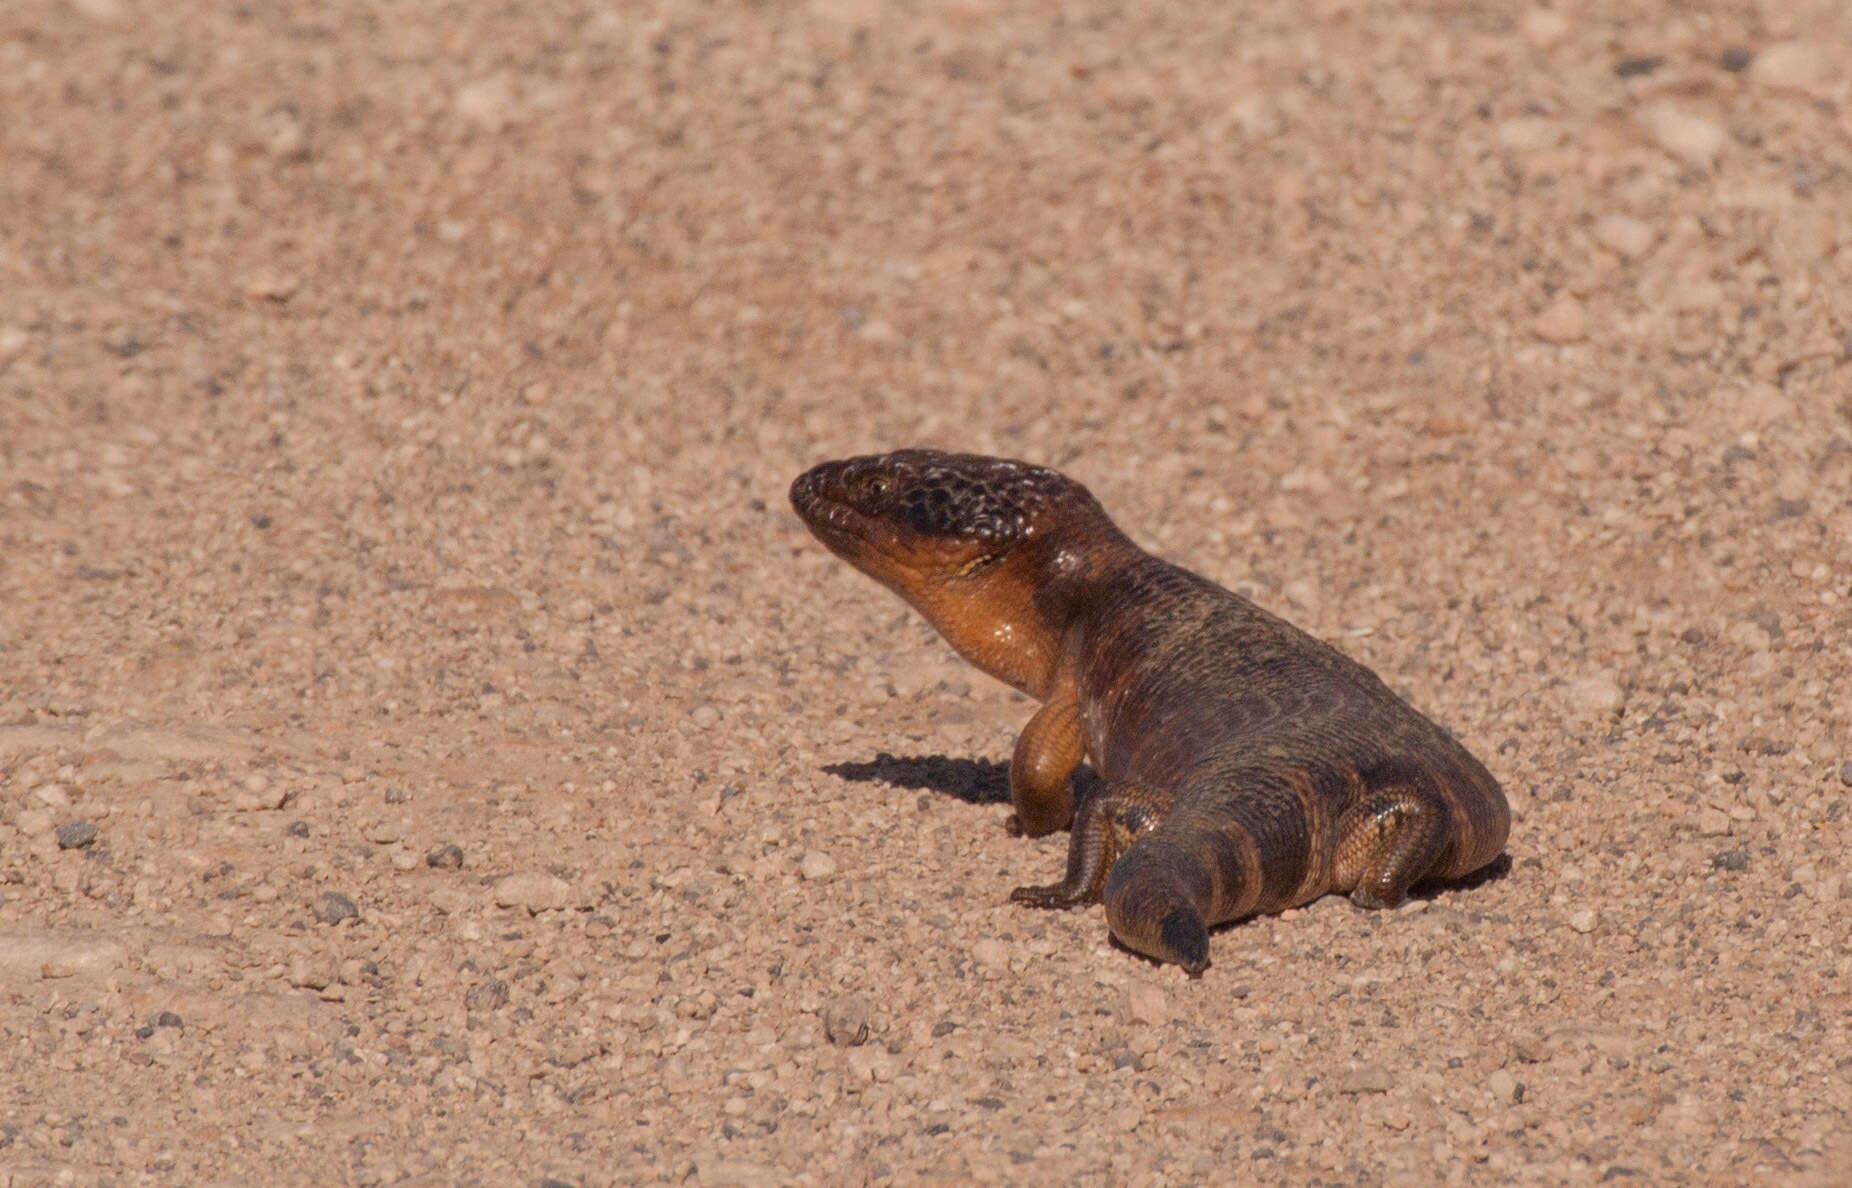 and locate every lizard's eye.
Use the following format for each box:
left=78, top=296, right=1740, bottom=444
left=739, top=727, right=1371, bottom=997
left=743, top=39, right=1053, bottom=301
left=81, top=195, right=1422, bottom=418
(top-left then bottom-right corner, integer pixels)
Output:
left=868, top=476, right=891, bottom=497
